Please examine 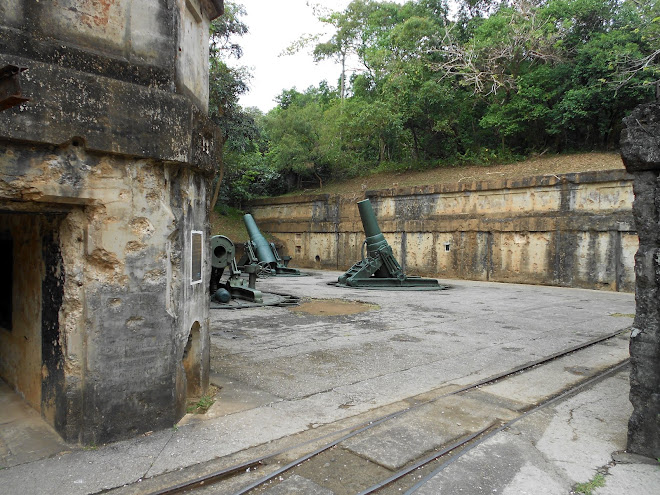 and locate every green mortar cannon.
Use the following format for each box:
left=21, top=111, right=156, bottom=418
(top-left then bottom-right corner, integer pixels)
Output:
left=210, top=235, right=262, bottom=303
left=238, top=214, right=302, bottom=276
left=337, top=199, right=444, bottom=289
